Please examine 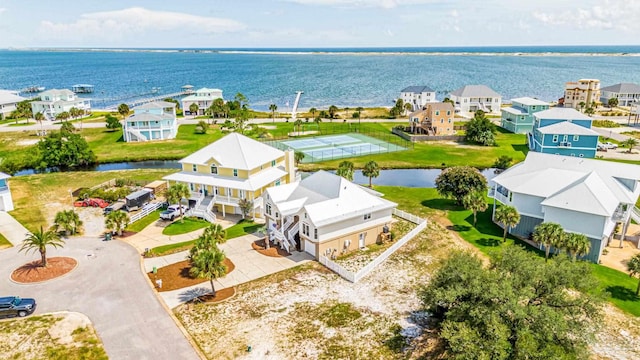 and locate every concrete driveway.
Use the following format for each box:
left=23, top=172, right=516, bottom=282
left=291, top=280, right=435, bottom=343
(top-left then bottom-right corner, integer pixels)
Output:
left=0, top=236, right=199, bottom=360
